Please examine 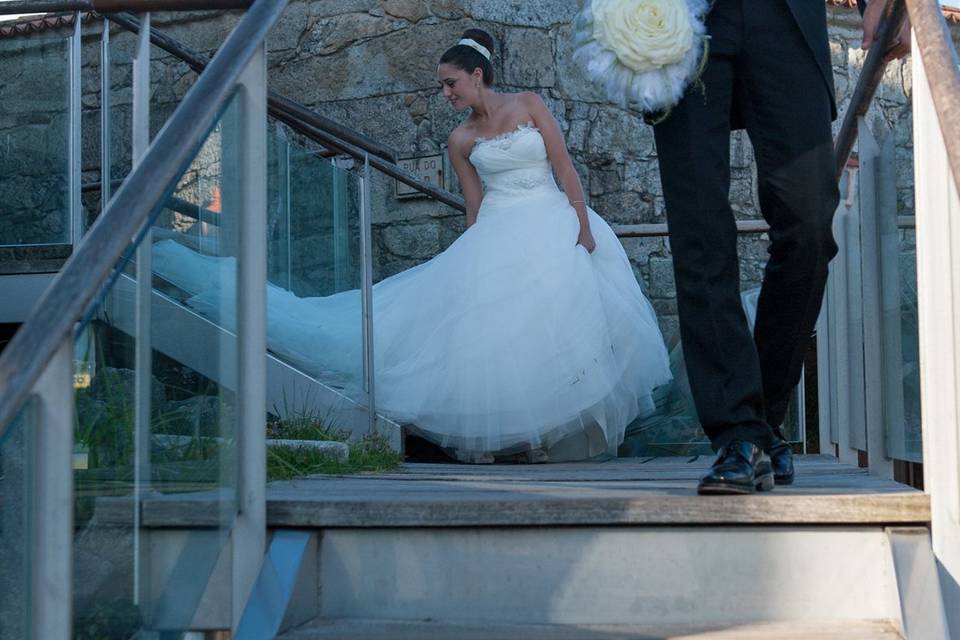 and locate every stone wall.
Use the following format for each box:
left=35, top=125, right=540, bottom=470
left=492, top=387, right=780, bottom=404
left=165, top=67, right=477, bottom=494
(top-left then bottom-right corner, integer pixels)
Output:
left=1, top=2, right=948, bottom=336
left=0, top=30, right=71, bottom=246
